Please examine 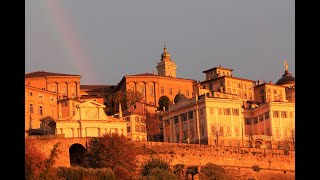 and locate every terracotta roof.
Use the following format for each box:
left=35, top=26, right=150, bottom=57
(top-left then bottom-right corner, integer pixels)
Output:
left=202, top=66, right=234, bottom=73
left=127, top=73, right=157, bottom=76
left=25, top=71, right=81, bottom=78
